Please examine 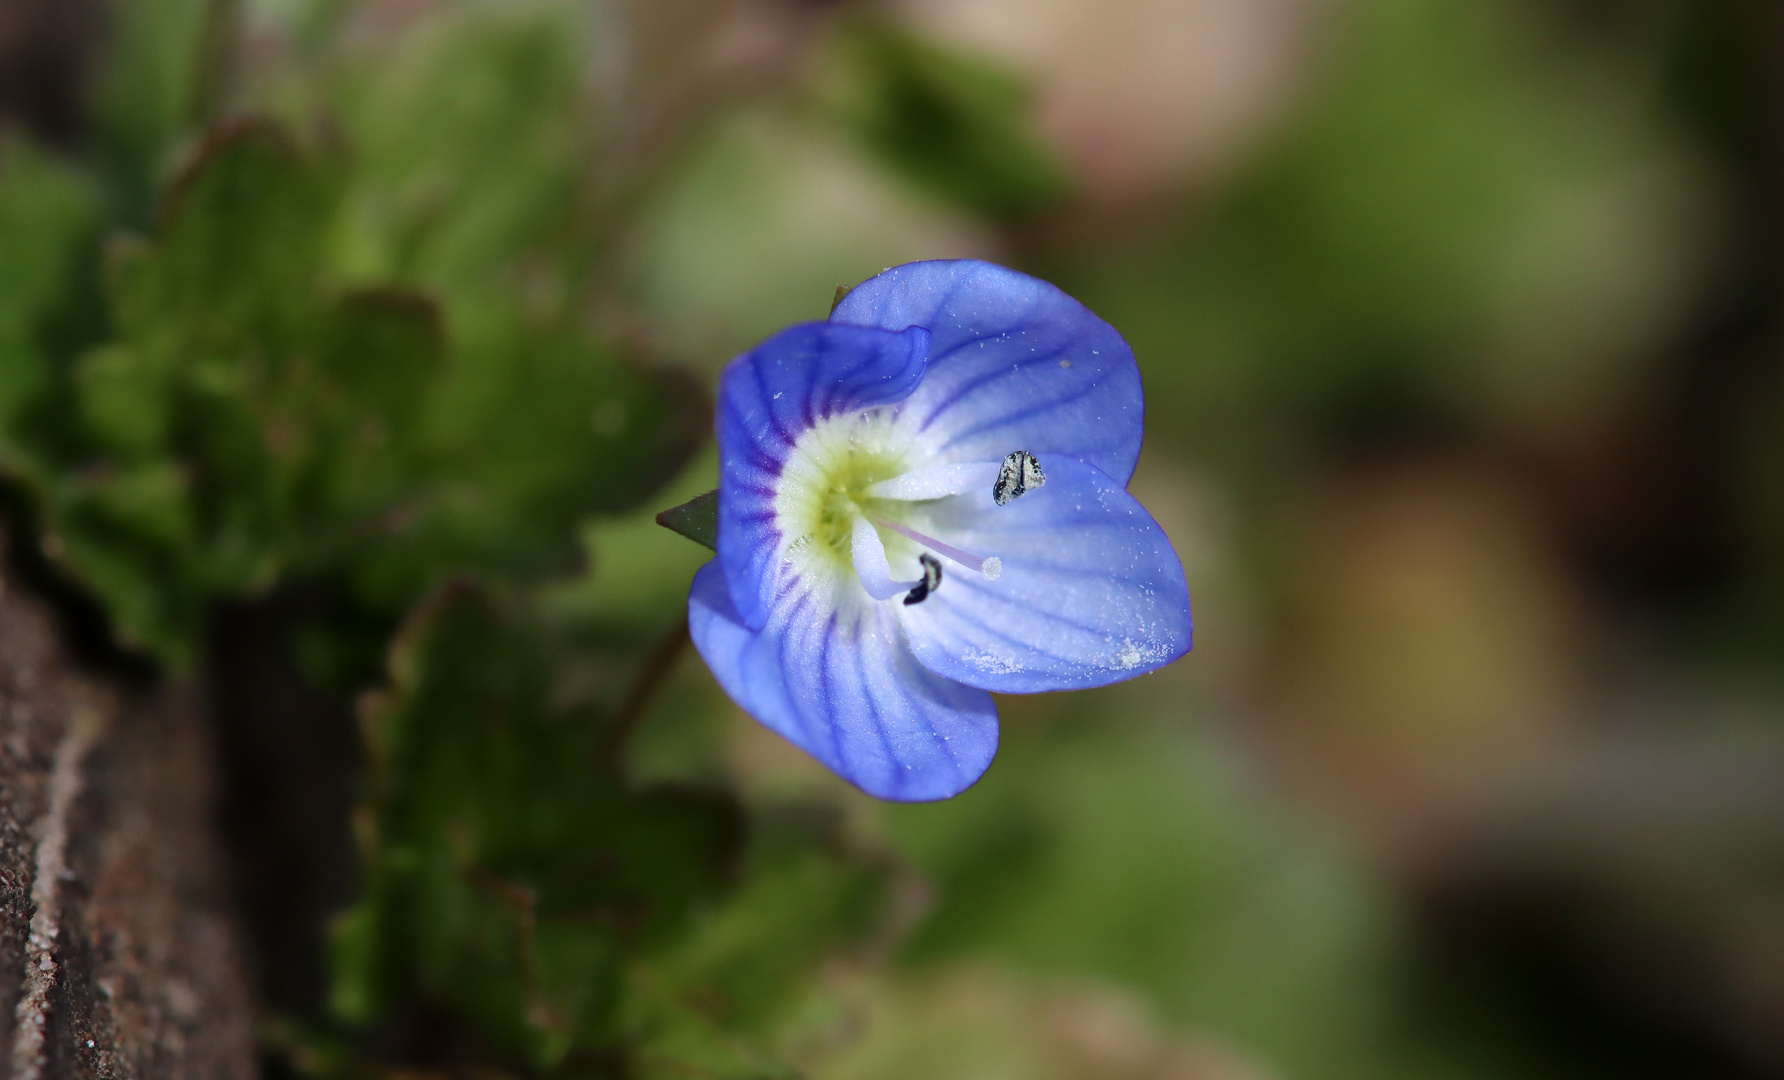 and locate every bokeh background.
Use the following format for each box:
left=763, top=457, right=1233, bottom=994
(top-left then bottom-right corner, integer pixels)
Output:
left=4, top=0, right=1784, bottom=1077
